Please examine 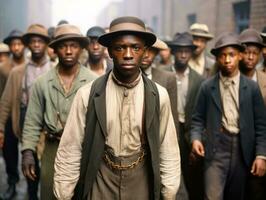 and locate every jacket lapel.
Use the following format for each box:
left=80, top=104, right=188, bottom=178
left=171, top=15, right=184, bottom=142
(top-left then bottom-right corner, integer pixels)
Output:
left=239, top=74, right=248, bottom=108
left=210, top=74, right=222, bottom=112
